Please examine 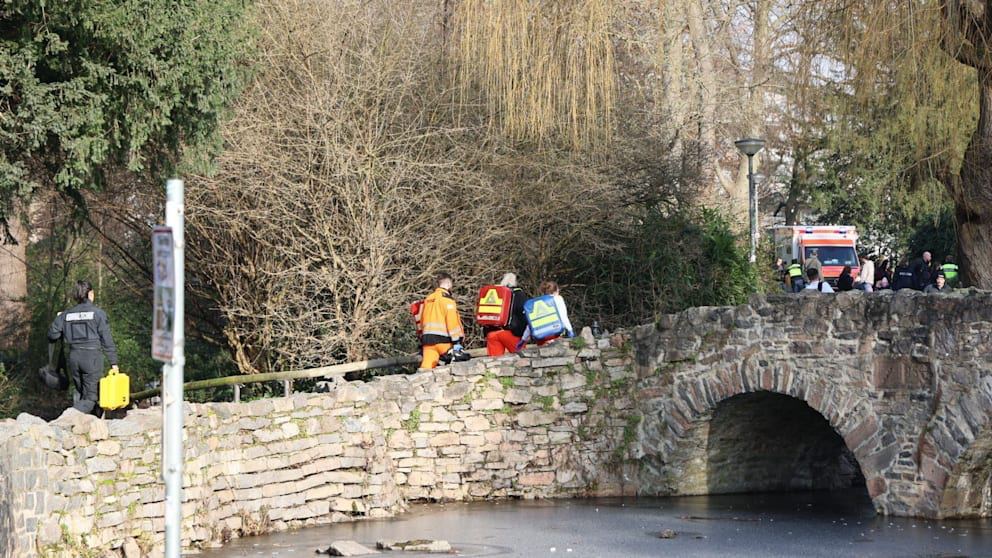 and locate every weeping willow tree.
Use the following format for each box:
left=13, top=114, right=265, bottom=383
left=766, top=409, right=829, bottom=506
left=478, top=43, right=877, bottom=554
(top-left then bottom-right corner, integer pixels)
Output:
left=786, top=0, right=975, bottom=256
left=450, top=0, right=617, bottom=148
left=804, top=0, right=991, bottom=285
